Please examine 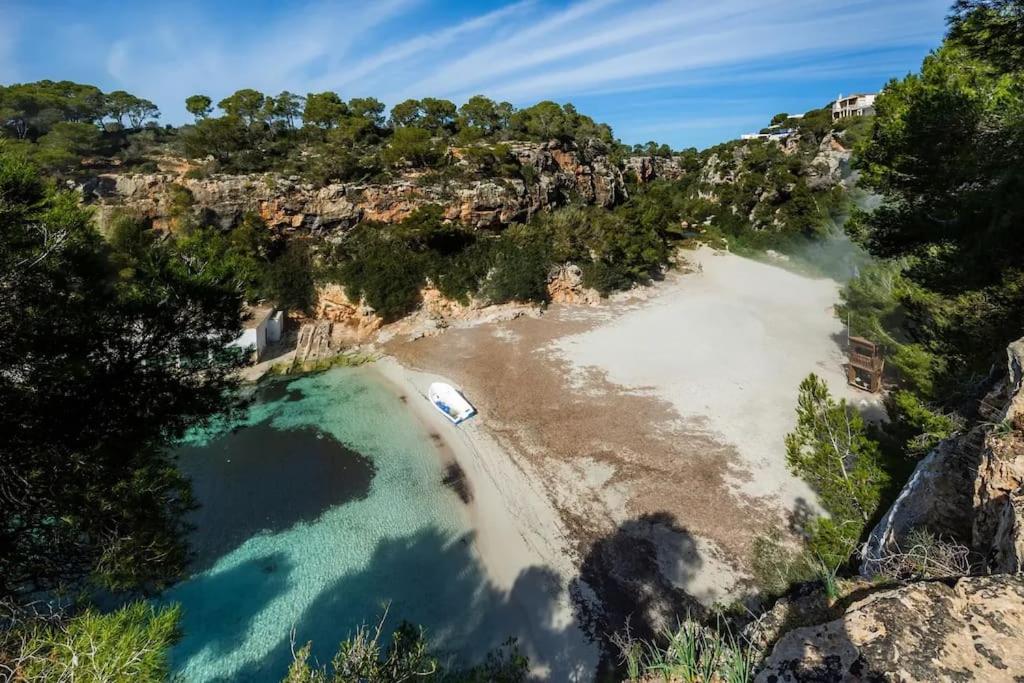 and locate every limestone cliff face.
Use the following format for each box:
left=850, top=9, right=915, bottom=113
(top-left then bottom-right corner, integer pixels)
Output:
left=862, top=337, right=1024, bottom=575
left=756, top=575, right=1024, bottom=683
left=81, top=142, right=682, bottom=233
